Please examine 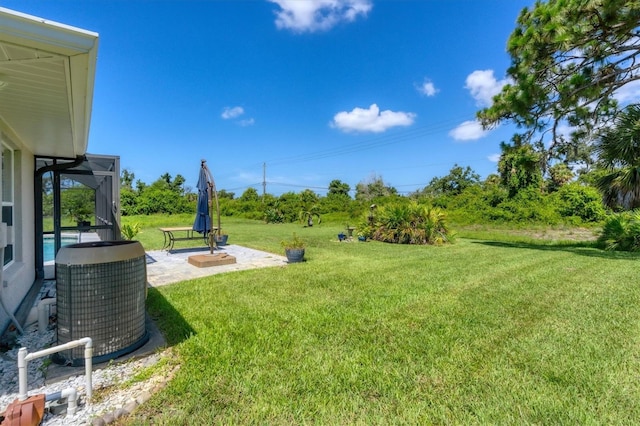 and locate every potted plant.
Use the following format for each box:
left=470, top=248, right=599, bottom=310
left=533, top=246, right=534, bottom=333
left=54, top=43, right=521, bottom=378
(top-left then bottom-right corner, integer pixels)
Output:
left=214, top=229, right=229, bottom=246
left=357, top=224, right=372, bottom=242
left=281, top=233, right=305, bottom=263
